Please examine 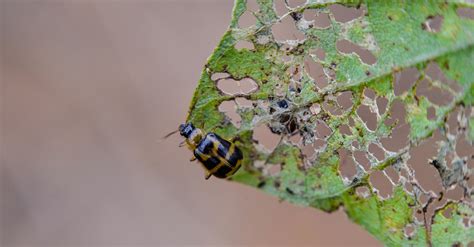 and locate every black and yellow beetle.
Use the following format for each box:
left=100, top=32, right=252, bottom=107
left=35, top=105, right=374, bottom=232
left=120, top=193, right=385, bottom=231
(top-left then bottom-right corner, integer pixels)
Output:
left=178, top=123, right=243, bottom=180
